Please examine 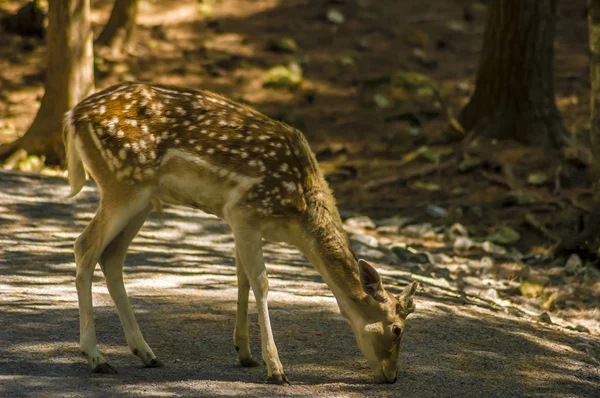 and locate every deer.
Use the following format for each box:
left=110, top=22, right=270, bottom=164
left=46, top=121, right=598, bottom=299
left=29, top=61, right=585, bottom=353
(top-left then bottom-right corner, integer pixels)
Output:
left=64, top=81, right=418, bottom=384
